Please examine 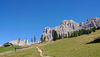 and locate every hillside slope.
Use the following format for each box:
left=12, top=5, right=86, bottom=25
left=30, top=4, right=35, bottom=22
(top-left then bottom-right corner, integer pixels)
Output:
left=39, top=30, right=100, bottom=57
left=0, top=30, right=100, bottom=57
left=0, top=46, right=40, bottom=57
